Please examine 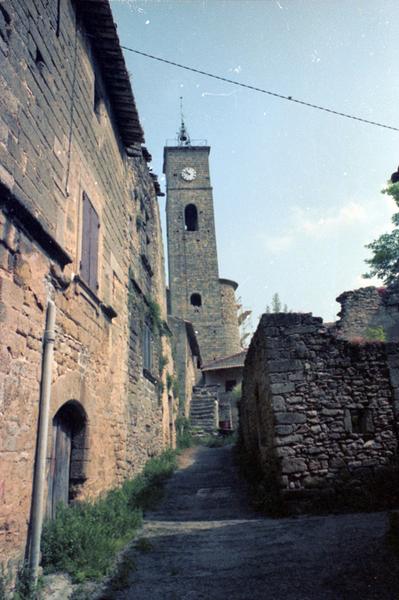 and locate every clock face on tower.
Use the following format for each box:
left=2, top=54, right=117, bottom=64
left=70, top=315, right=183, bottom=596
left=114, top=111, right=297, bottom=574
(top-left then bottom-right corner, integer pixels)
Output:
left=181, top=167, right=197, bottom=182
